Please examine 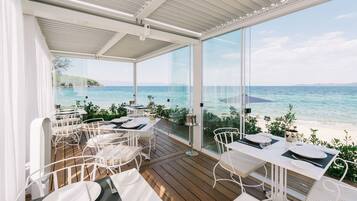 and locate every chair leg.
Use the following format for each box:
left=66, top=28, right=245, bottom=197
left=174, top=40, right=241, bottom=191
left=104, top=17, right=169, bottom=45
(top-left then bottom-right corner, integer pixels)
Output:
left=81, top=146, right=88, bottom=157
left=148, top=138, right=151, bottom=159
left=262, top=165, right=268, bottom=191
left=213, top=162, right=219, bottom=188
left=238, top=176, right=245, bottom=193
left=135, top=158, right=140, bottom=171
left=153, top=134, right=157, bottom=151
